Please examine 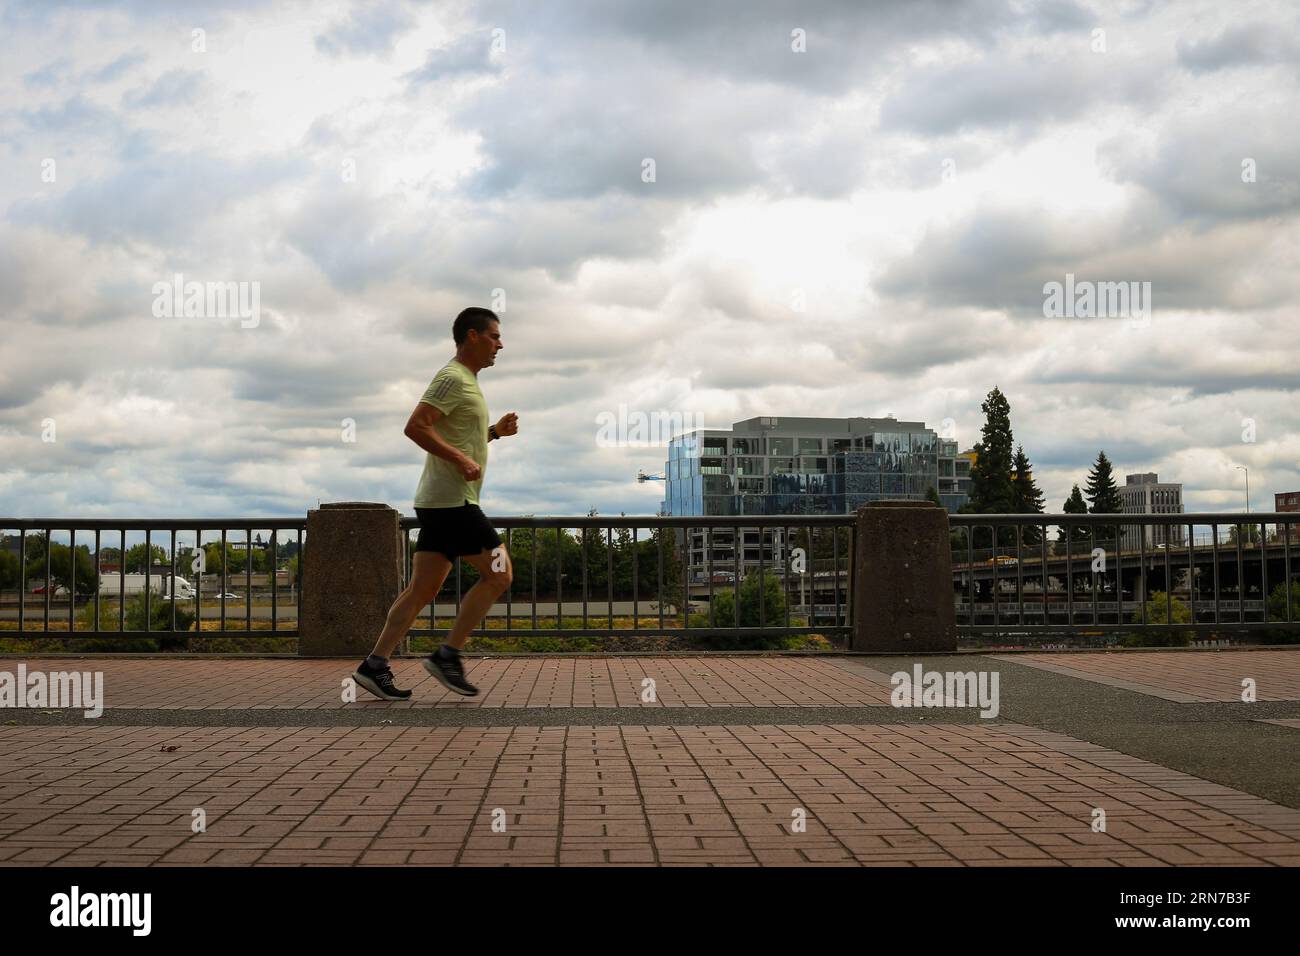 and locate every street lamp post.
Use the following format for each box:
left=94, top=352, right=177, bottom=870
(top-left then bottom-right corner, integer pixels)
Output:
left=1235, top=465, right=1250, bottom=513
